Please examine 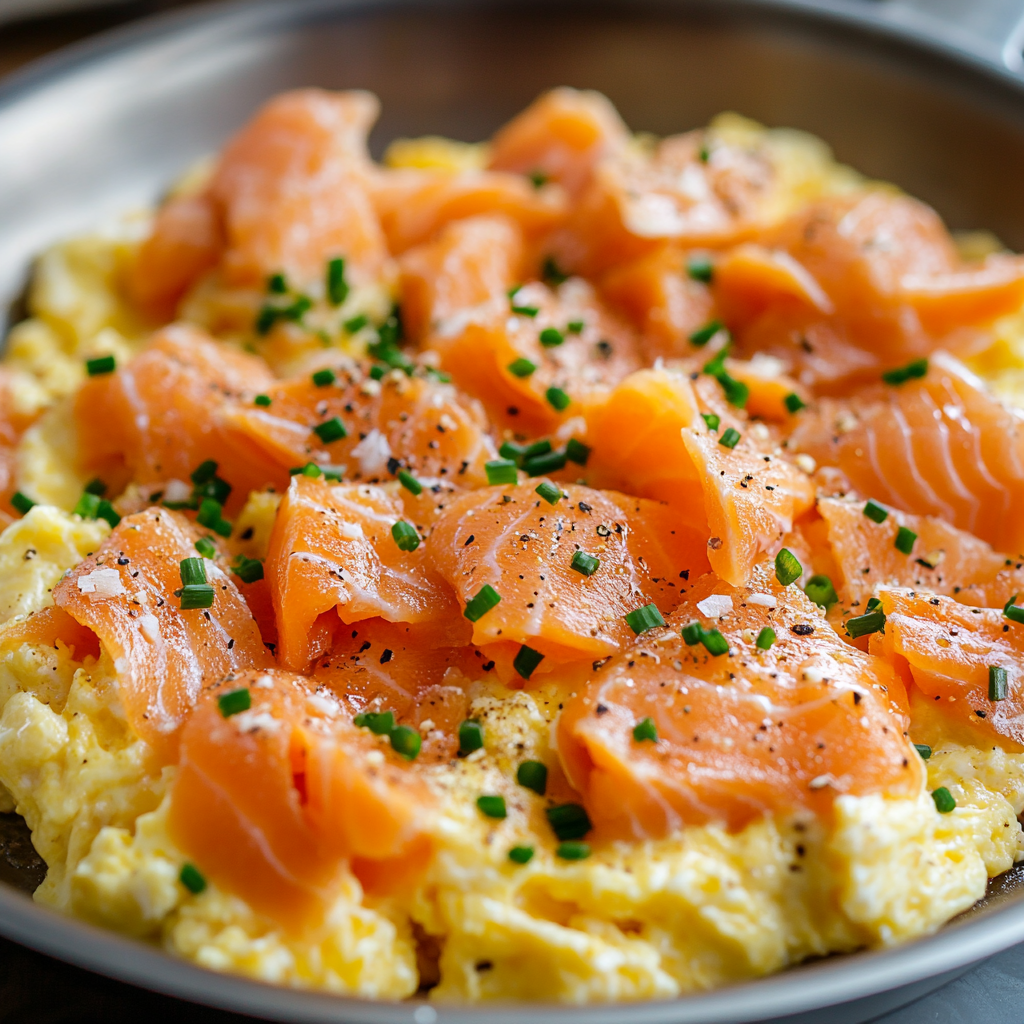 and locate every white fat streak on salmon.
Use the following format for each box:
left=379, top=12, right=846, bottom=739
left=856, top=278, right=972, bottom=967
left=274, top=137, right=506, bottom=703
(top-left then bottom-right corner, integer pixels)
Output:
left=118, top=363, right=152, bottom=442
